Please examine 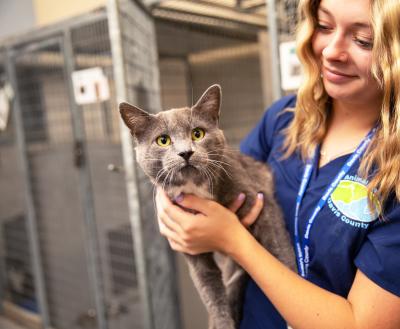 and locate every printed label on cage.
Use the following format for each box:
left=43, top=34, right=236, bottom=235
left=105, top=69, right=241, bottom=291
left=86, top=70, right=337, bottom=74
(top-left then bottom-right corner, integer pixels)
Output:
left=280, top=41, right=302, bottom=91
left=72, top=67, right=110, bottom=105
